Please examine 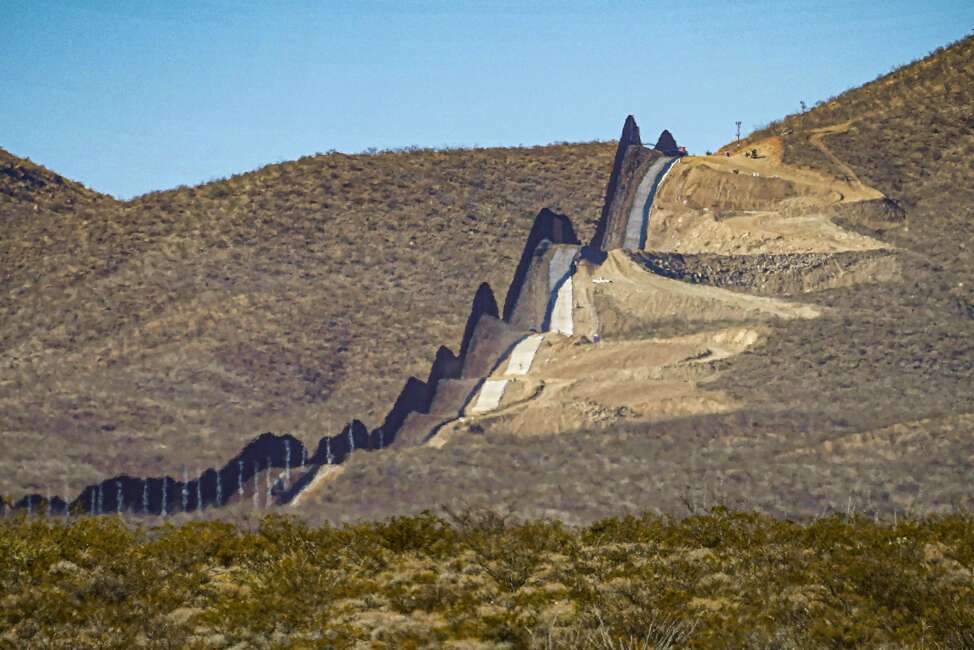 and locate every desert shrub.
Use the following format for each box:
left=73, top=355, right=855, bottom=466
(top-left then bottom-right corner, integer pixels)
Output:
left=1, top=510, right=972, bottom=646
